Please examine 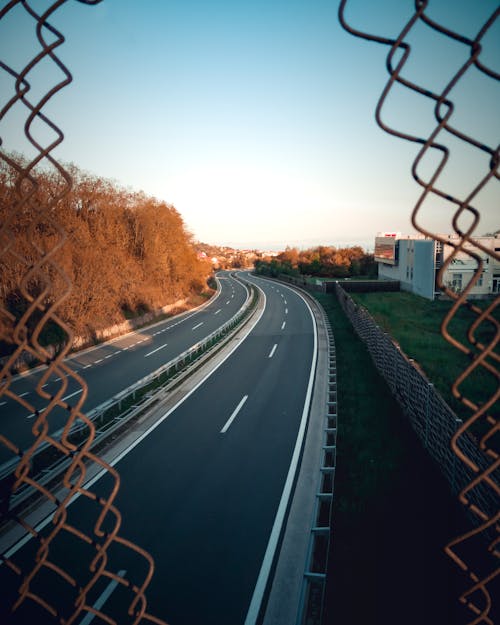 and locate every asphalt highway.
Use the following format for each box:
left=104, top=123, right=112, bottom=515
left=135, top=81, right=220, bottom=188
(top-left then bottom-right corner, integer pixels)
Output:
left=1, top=274, right=317, bottom=625
left=0, top=272, right=249, bottom=467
